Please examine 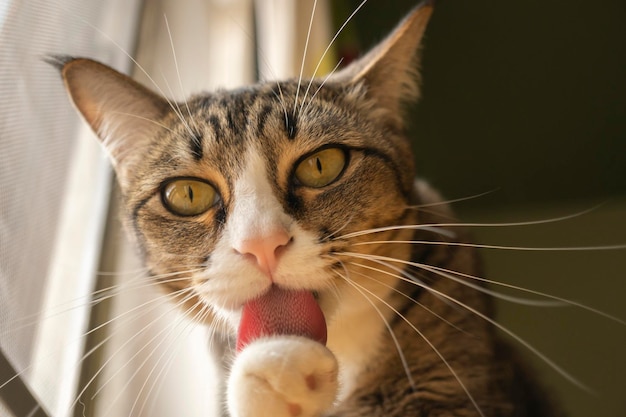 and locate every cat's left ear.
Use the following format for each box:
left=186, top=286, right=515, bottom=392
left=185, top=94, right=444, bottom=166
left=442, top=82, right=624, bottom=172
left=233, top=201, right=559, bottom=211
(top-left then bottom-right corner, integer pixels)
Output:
left=49, top=56, right=170, bottom=187
left=333, top=1, right=433, bottom=122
